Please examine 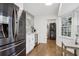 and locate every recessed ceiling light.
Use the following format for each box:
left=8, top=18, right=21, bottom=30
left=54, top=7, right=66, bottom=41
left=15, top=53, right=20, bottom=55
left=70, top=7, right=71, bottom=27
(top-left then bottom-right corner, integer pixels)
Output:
left=45, top=2, right=53, bottom=6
